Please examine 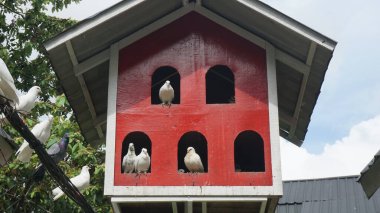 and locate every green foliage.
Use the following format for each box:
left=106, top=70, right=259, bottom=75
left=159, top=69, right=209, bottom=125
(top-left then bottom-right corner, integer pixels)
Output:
left=0, top=0, right=111, bottom=212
